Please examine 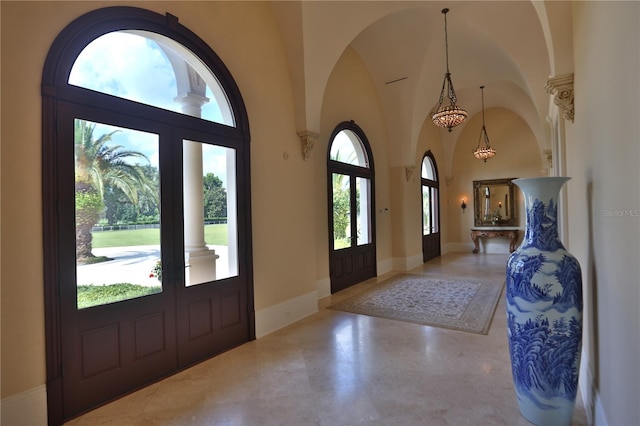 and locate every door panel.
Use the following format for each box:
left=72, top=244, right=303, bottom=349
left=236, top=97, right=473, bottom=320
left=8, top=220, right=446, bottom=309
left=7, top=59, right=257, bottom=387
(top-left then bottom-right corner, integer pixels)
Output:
left=63, top=297, right=176, bottom=415
left=175, top=130, right=249, bottom=368
left=329, top=174, right=376, bottom=293
left=177, top=281, right=249, bottom=367
left=62, top=108, right=177, bottom=416
left=330, top=245, right=376, bottom=293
